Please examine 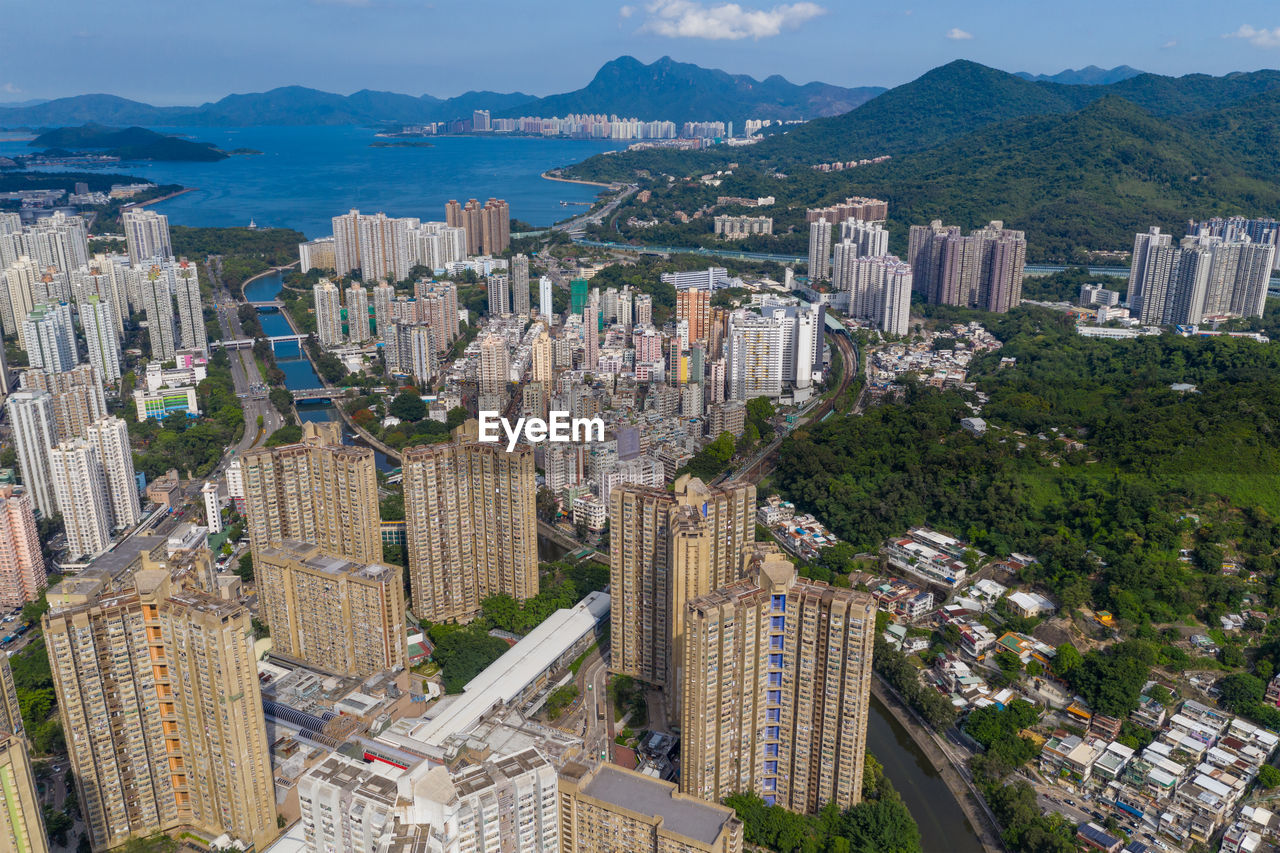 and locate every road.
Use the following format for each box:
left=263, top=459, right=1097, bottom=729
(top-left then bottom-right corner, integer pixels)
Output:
left=206, top=258, right=283, bottom=453
left=573, top=650, right=613, bottom=763
left=553, top=185, right=638, bottom=235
